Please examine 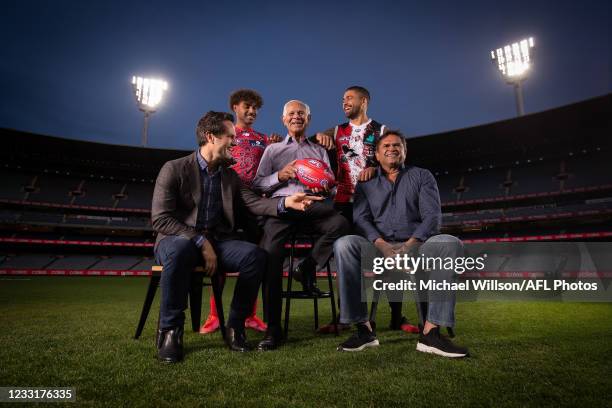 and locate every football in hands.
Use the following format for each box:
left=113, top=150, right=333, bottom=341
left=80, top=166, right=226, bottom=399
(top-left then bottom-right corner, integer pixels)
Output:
left=294, top=158, right=336, bottom=190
